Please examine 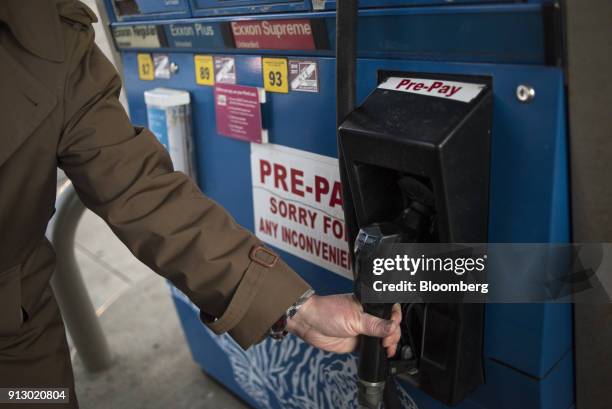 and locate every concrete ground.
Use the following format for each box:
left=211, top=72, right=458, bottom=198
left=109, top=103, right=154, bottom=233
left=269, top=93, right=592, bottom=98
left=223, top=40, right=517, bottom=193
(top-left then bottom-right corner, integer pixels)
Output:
left=66, top=185, right=247, bottom=409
